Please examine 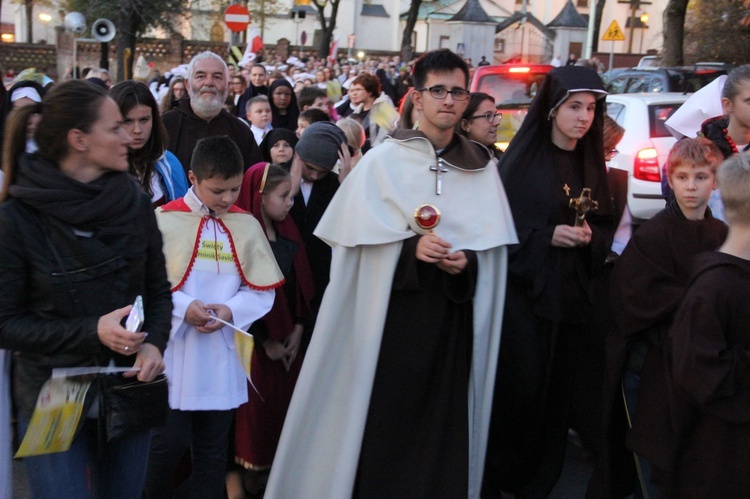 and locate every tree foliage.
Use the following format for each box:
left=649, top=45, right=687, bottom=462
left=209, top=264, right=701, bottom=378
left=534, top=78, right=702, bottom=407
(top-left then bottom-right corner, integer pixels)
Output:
left=684, top=0, right=750, bottom=65
left=66, top=0, right=188, bottom=80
